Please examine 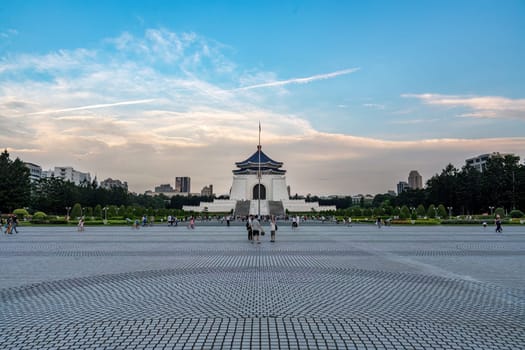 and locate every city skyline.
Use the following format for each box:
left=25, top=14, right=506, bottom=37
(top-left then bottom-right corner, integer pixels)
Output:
left=1, top=1, right=524, bottom=195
